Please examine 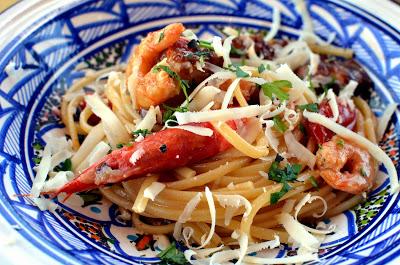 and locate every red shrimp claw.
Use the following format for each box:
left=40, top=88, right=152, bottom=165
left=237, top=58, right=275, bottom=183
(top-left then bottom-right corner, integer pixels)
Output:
left=50, top=121, right=239, bottom=195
